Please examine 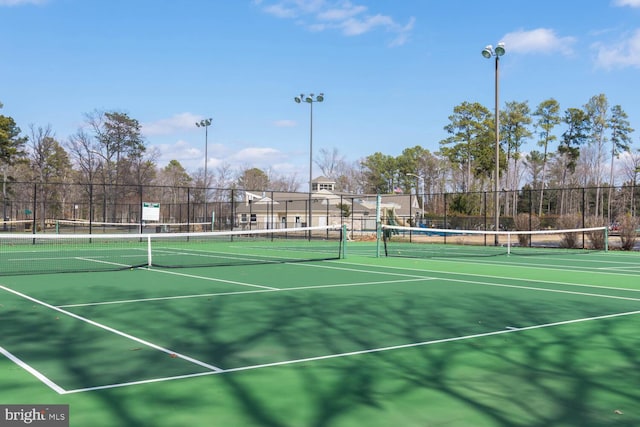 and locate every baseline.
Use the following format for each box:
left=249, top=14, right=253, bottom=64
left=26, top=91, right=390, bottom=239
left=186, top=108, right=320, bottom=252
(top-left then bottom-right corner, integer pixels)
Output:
left=0, top=284, right=224, bottom=394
